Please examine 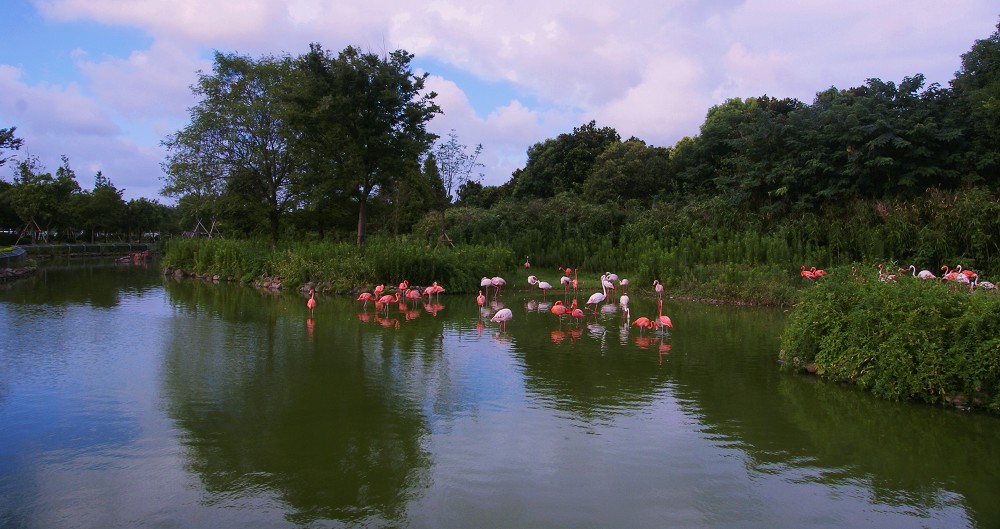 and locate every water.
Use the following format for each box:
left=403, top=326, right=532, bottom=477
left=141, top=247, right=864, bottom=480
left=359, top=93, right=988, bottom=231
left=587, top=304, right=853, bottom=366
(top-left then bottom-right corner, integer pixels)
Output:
left=1, top=260, right=998, bottom=528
